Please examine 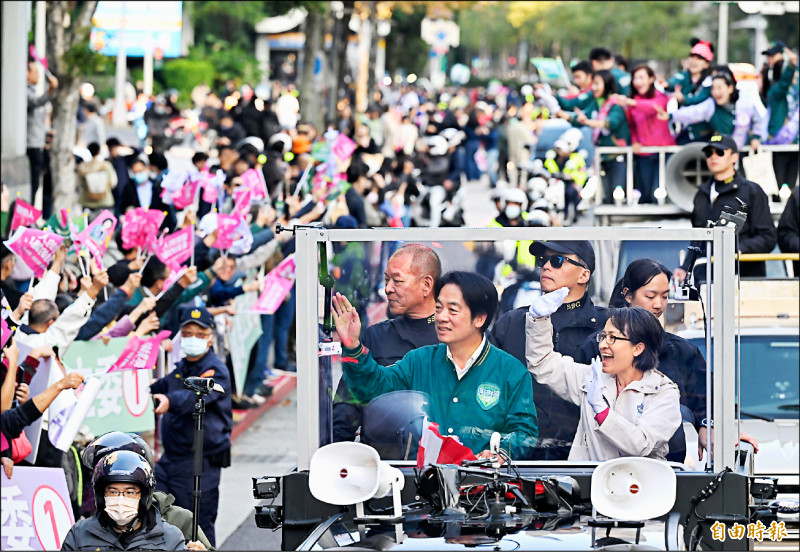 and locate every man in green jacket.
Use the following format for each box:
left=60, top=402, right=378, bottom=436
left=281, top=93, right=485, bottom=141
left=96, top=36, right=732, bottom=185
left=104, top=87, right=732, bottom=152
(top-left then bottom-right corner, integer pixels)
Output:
left=332, top=271, right=538, bottom=461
